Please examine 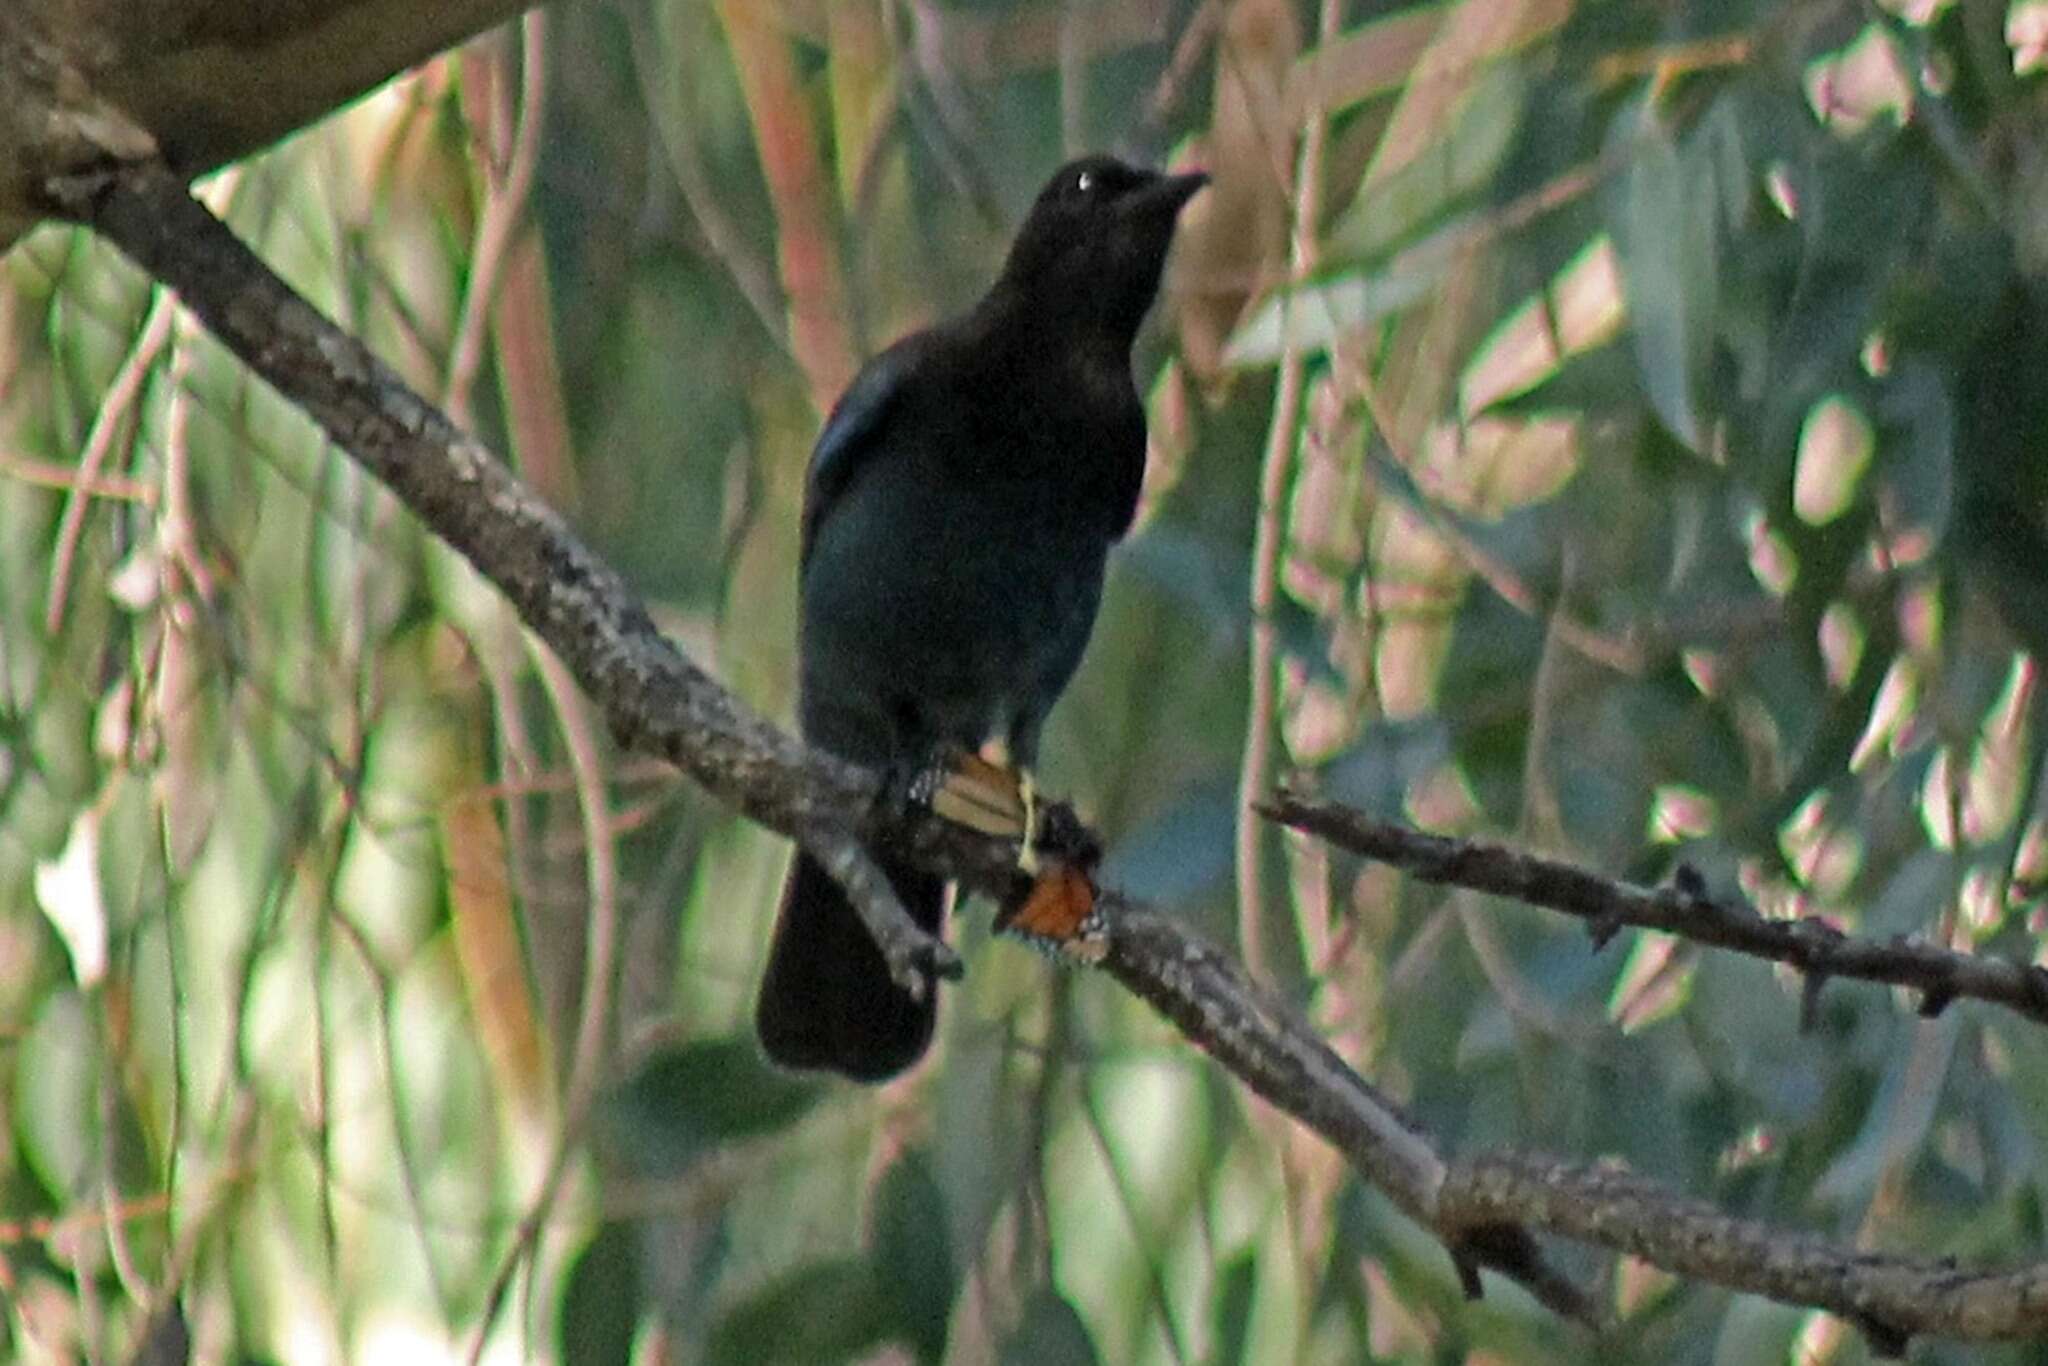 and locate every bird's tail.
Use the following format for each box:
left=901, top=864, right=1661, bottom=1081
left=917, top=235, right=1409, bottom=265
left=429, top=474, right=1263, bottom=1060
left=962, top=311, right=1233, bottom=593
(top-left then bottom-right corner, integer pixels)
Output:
left=755, top=851, right=947, bottom=1081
